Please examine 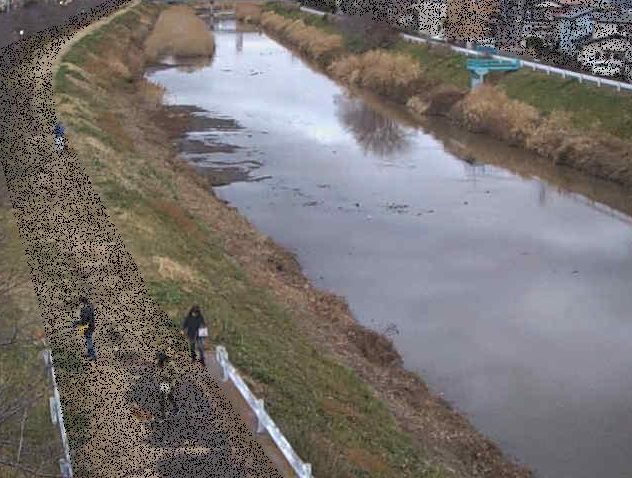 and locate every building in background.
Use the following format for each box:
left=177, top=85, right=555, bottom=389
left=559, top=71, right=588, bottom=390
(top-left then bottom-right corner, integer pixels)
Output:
left=415, top=0, right=447, bottom=37
left=554, top=5, right=593, bottom=55
left=445, top=0, right=502, bottom=44
left=577, top=34, right=631, bottom=75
